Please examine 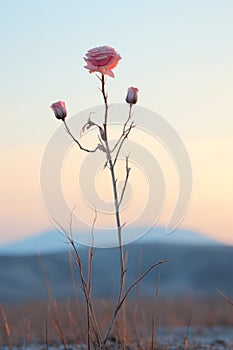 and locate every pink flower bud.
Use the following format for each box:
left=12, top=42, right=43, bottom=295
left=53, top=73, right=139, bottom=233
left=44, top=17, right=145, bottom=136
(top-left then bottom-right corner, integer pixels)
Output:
left=50, top=101, right=67, bottom=121
left=126, top=87, right=139, bottom=104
